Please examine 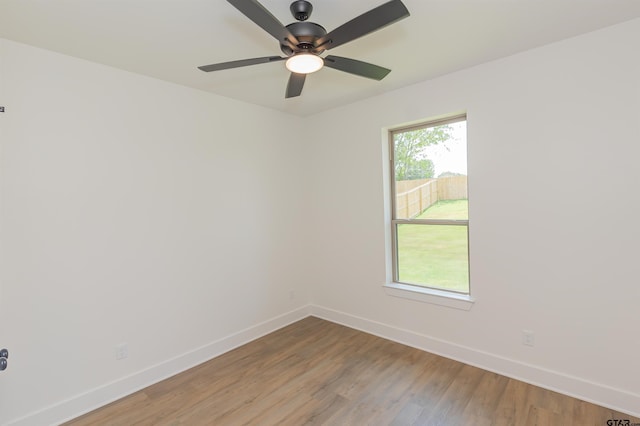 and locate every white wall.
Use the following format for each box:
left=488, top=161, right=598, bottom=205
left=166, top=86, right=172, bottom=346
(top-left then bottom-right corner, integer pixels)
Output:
left=306, top=18, right=640, bottom=416
left=0, top=39, right=309, bottom=424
